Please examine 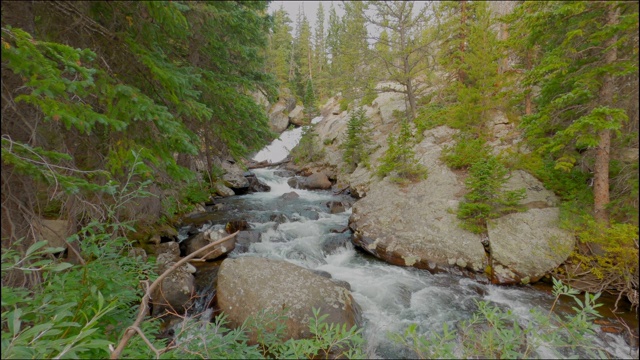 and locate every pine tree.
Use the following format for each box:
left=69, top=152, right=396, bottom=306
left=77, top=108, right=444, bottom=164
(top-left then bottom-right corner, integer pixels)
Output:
left=341, top=107, right=372, bottom=172
left=367, top=1, right=436, bottom=120
left=518, top=1, right=638, bottom=224
left=377, top=121, right=427, bottom=184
